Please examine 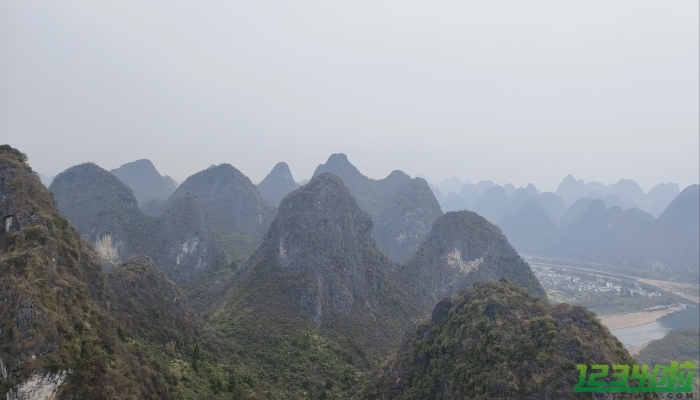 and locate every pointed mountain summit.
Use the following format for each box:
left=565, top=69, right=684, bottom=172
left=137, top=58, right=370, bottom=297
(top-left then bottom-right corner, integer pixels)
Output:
left=110, top=159, right=177, bottom=206
left=312, top=154, right=442, bottom=260
left=499, top=199, right=559, bottom=255
left=358, top=280, right=638, bottom=400
left=375, top=178, right=443, bottom=261
left=401, top=210, right=547, bottom=311
left=555, top=174, right=604, bottom=206
left=232, top=173, right=408, bottom=329
left=50, top=162, right=144, bottom=268
left=256, top=161, right=300, bottom=206
left=212, top=173, right=416, bottom=398
left=312, top=153, right=412, bottom=219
